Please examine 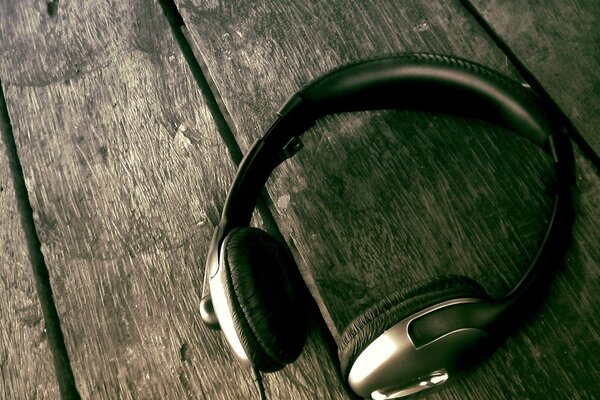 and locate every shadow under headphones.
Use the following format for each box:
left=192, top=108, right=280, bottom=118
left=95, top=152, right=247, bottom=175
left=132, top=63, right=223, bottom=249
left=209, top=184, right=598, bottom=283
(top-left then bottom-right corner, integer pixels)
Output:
left=199, top=53, right=574, bottom=399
